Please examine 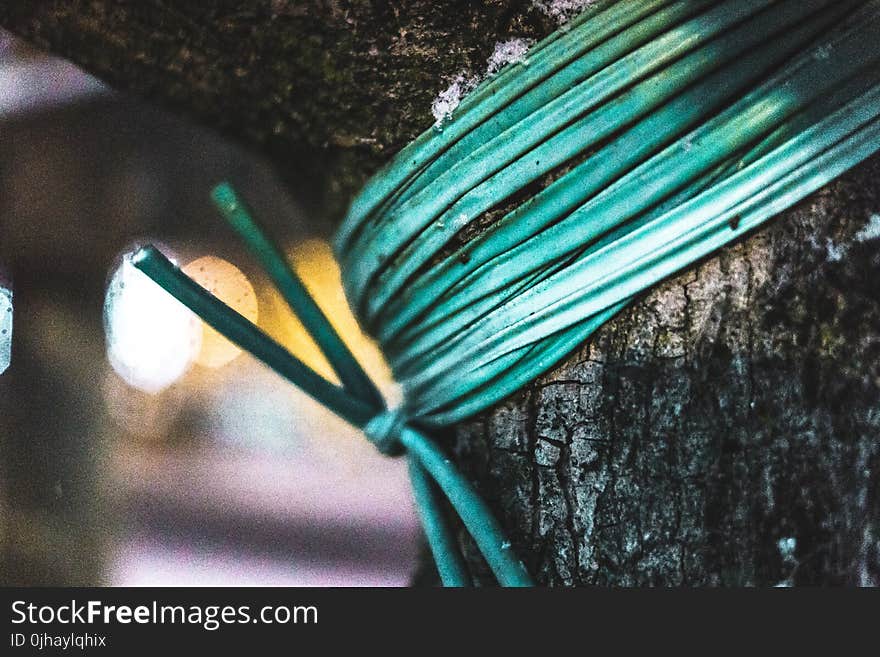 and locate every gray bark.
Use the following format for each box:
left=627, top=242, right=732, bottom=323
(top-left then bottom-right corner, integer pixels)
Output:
left=3, top=1, right=878, bottom=586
